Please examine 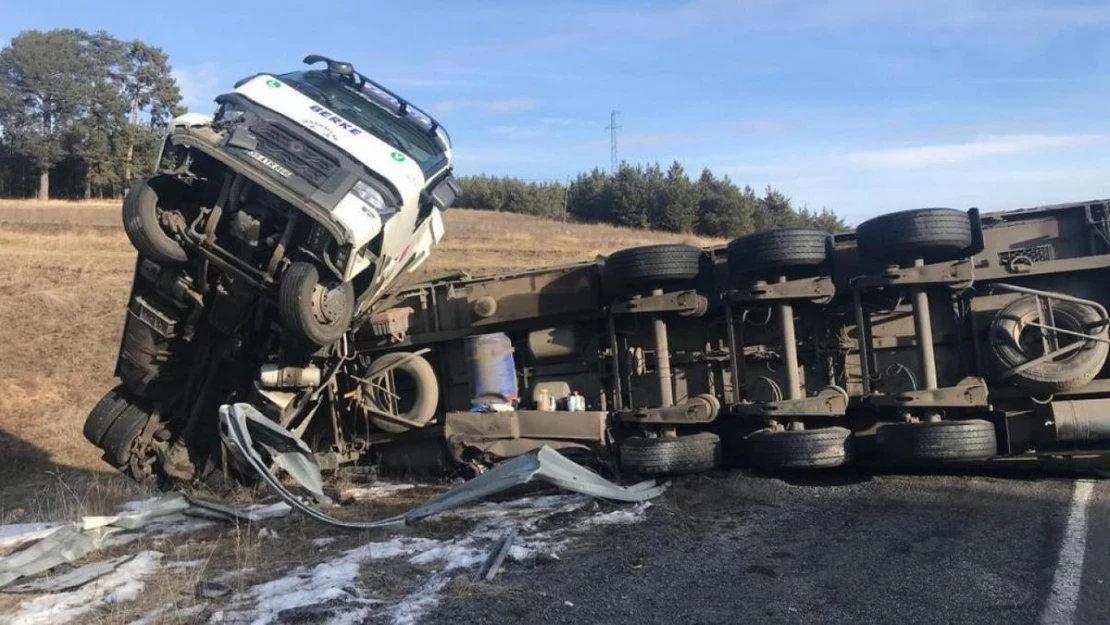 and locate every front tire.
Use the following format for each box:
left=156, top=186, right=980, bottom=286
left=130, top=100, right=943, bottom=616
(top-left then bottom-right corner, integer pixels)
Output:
left=279, top=262, right=354, bottom=348
left=122, top=177, right=188, bottom=265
